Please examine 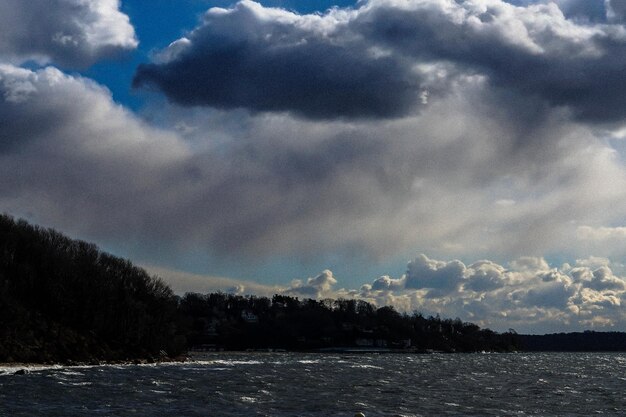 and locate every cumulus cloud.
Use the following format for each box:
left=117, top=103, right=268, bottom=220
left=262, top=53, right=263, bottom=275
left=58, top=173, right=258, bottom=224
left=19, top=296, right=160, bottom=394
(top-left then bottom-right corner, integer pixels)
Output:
left=405, top=254, right=466, bottom=293
left=464, top=261, right=508, bottom=292
left=135, top=0, right=626, bottom=122
left=285, top=270, right=338, bottom=297
left=353, top=0, right=626, bottom=123
left=3, top=1, right=618, bottom=265
left=371, top=275, right=405, bottom=291
left=134, top=0, right=421, bottom=119
left=0, top=0, right=137, bottom=67
left=149, top=253, right=626, bottom=333
left=355, top=254, right=626, bottom=333
left=570, top=266, right=626, bottom=291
